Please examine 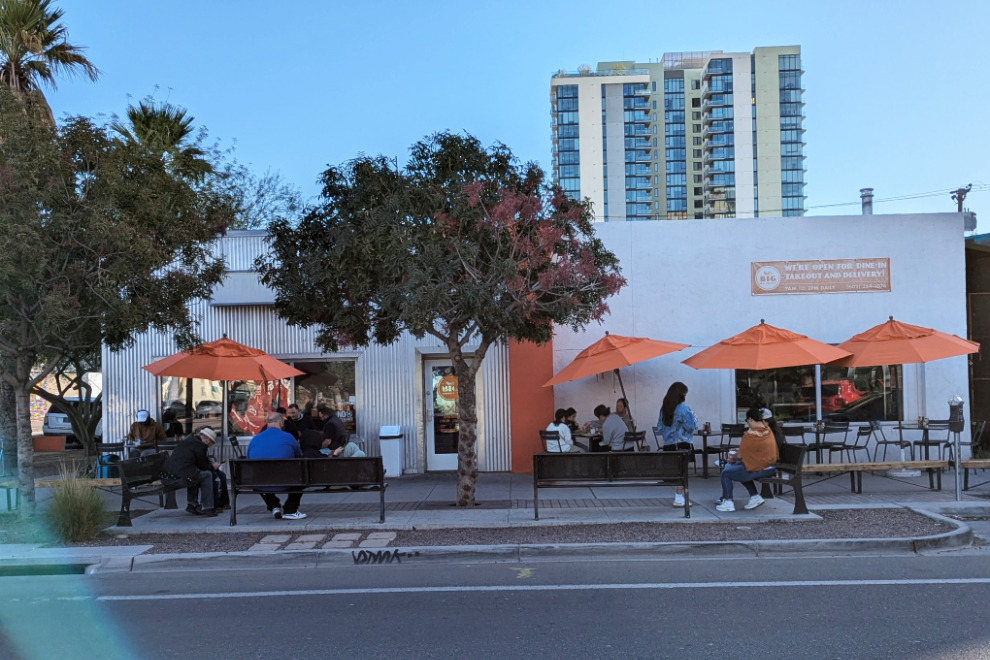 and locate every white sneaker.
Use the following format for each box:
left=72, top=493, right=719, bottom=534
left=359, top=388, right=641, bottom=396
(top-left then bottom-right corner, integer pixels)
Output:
left=272, top=507, right=283, bottom=519
left=715, top=500, right=735, bottom=512
left=745, top=495, right=765, bottom=510
left=673, top=494, right=685, bottom=507
left=283, top=512, right=307, bottom=520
